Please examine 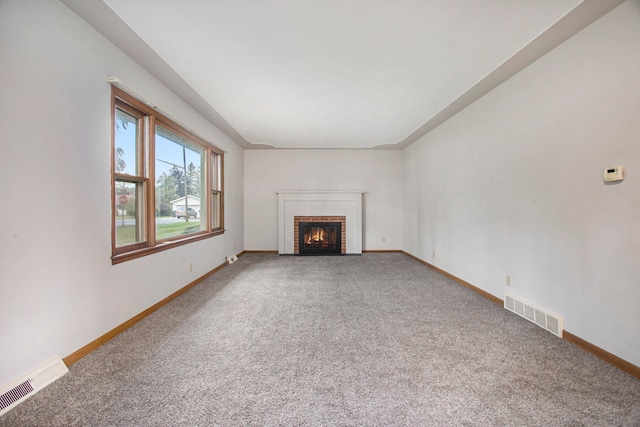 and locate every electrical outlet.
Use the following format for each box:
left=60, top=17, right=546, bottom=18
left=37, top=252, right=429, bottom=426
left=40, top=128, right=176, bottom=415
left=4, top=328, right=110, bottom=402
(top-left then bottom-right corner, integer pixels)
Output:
left=506, top=274, right=512, bottom=287
left=189, top=262, right=192, bottom=272
left=382, top=236, right=386, bottom=242
left=432, top=251, right=436, bottom=259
